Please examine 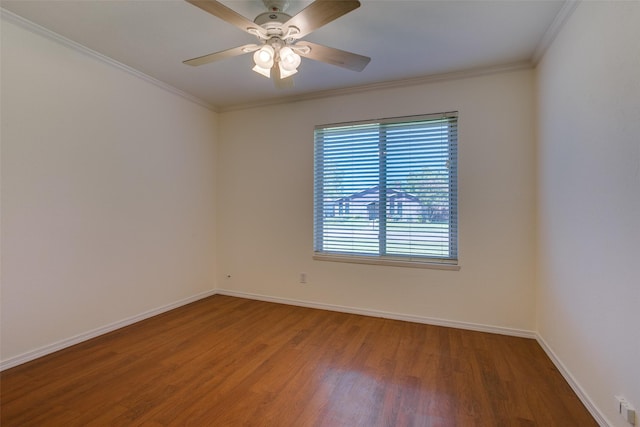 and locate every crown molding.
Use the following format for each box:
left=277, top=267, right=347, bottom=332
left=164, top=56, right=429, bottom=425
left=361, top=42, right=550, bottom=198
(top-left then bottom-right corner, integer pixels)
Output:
left=1, top=8, right=218, bottom=112
left=219, top=60, right=534, bottom=113
left=3, top=2, right=561, bottom=115
left=532, top=0, right=580, bottom=64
